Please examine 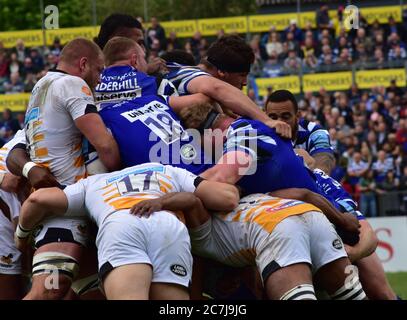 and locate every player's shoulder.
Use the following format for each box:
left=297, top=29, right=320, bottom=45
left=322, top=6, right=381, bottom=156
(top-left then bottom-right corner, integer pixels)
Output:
left=53, top=72, right=90, bottom=94
left=299, top=118, right=323, bottom=133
